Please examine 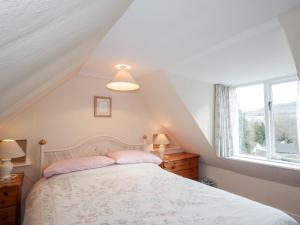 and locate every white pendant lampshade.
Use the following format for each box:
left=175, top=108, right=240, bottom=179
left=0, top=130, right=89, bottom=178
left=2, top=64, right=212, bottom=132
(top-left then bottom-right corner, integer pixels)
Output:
left=154, top=134, right=170, bottom=159
left=0, top=140, right=25, bottom=179
left=106, top=64, right=139, bottom=91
